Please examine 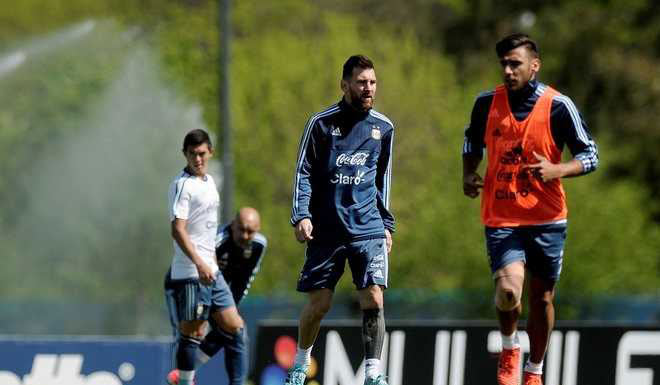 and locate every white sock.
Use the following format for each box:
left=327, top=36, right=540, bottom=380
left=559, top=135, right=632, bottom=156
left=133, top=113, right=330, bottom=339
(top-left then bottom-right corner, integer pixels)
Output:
left=524, top=360, right=544, bottom=375
left=365, top=358, right=381, bottom=378
left=294, top=346, right=312, bottom=368
left=179, top=370, right=195, bottom=385
left=194, top=350, right=211, bottom=369
left=501, top=331, right=520, bottom=350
